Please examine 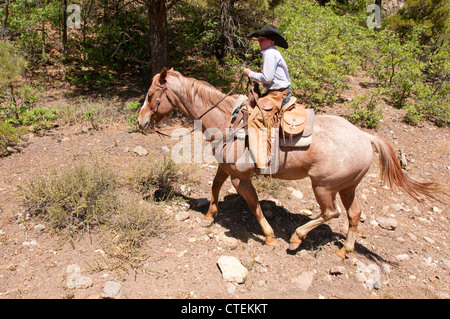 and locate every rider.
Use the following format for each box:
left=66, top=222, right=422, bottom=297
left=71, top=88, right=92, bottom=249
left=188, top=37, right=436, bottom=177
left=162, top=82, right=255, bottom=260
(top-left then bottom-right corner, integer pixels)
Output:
left=243, top=24, right=291, bottom=169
